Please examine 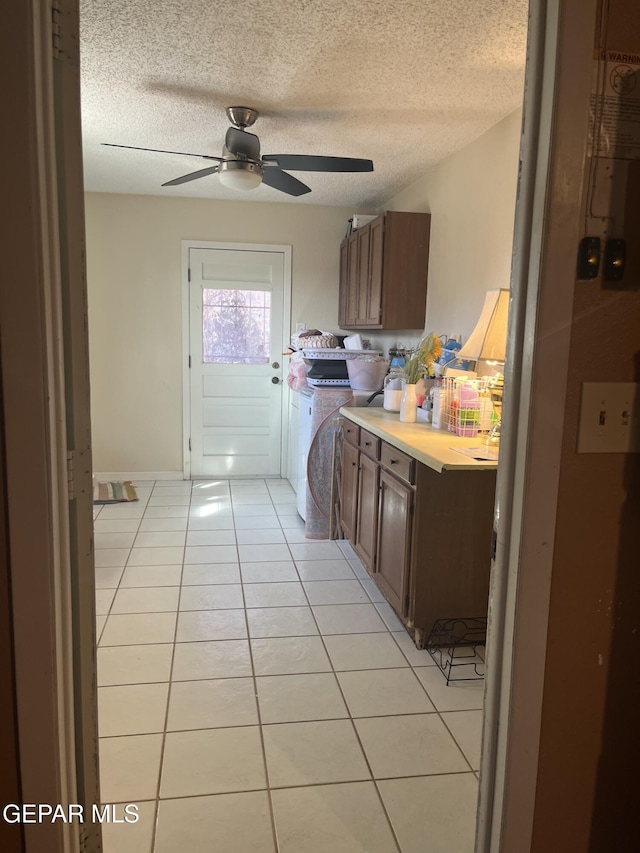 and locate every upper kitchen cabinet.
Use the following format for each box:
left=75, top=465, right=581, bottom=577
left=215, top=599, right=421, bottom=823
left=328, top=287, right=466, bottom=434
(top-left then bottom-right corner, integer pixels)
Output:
left=338, top=211, right=431, bottom=330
